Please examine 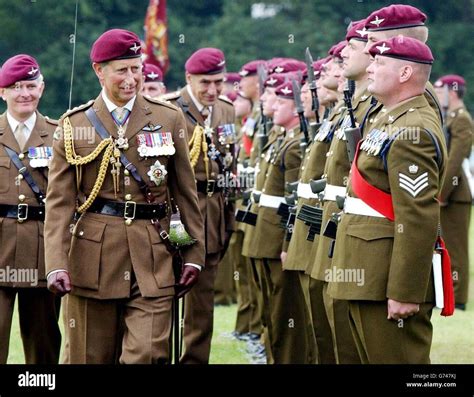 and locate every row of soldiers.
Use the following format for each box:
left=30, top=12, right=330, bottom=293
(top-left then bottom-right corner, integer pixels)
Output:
left=214, top=3, right=473, bottom=364
left=0, top=3, right=471, bottom=365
